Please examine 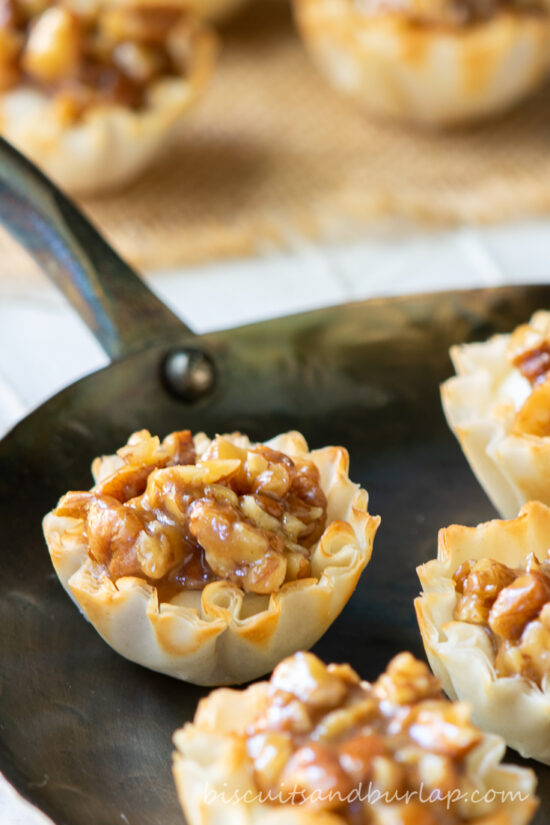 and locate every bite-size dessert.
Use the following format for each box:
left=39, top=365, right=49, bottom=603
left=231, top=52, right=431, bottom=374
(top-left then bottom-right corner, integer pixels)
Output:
left=416, top=500, right=550, bottom=763
left=173, top=650, right=537, bottom=824
left=0, top=0, right=215, bottom=194
left=442, top=310, right=550, bottom=519
left=43, top=429, right=379, bottom=685
left=293, top=0, right=550, bottom=126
